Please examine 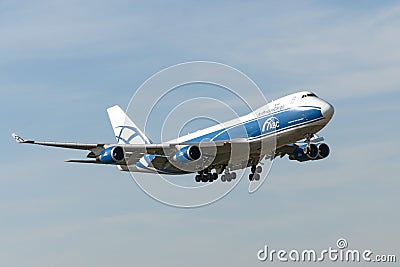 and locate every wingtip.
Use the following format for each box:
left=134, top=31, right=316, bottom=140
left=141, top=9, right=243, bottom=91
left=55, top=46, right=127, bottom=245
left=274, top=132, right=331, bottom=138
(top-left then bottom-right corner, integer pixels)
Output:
left=12, top=133, right=25, bottom=143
